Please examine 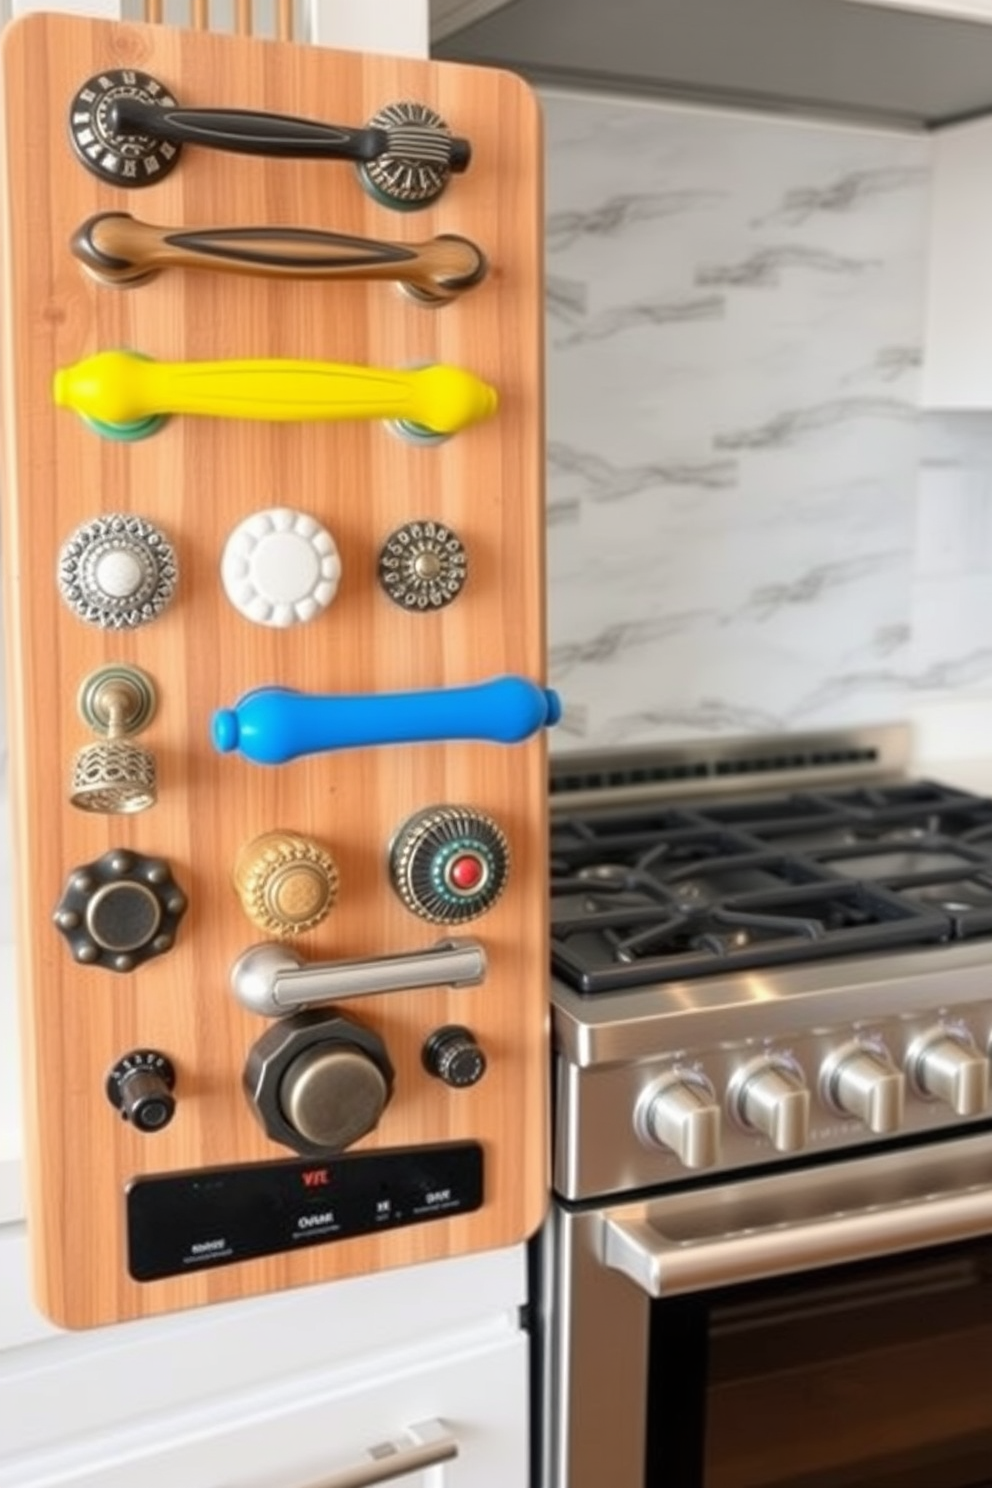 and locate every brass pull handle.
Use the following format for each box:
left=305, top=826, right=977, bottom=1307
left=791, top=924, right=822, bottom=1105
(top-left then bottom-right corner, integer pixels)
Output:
left=290, top=1419, right=458, bottom=1488
left=71, top=213, right=487, bottom=306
